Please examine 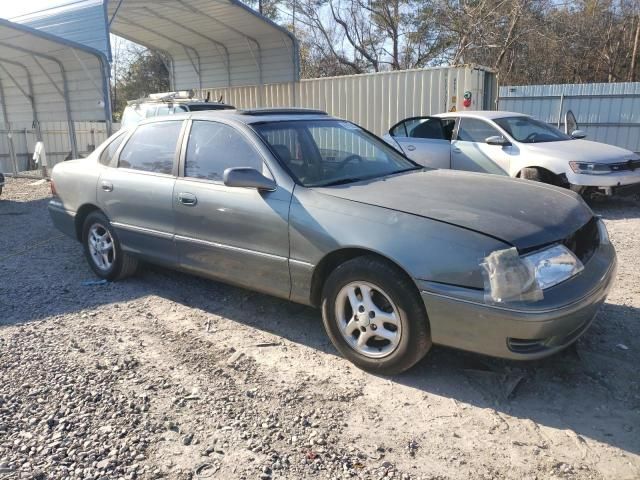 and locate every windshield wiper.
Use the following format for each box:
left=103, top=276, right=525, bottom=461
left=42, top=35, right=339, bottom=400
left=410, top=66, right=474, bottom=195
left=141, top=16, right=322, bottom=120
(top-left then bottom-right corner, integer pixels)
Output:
left=311, top=177, right=363, bottom=187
